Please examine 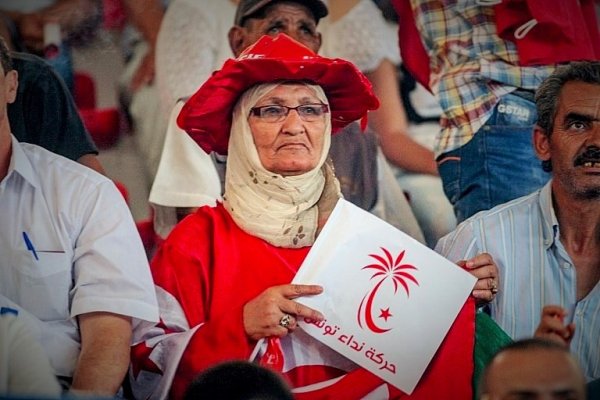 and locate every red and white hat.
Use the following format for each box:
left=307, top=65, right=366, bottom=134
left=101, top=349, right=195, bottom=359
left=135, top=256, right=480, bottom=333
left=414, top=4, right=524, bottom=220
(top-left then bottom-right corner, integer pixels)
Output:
left=177, top=33, right=380, bottom=155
